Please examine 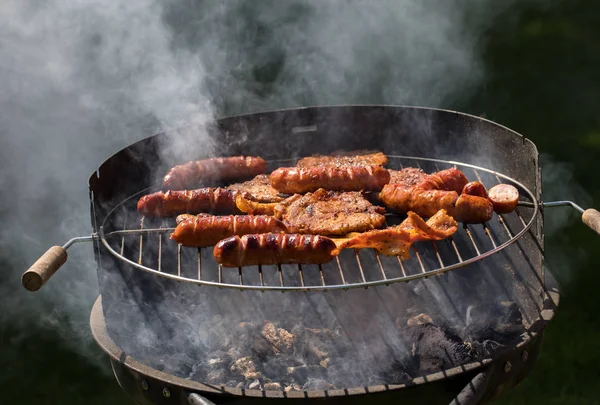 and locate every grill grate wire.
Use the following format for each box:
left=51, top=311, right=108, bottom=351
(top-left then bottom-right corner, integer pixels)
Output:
left=99, top=156, right=539, bottom=292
